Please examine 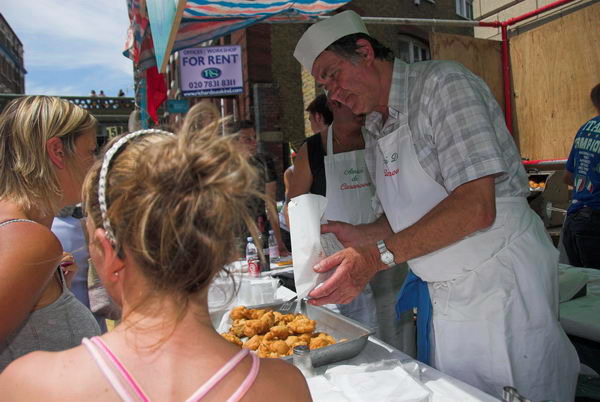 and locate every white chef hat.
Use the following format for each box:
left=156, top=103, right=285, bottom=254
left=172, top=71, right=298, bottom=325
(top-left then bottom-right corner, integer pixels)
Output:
left=294, top=10, right=368, bottom=73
